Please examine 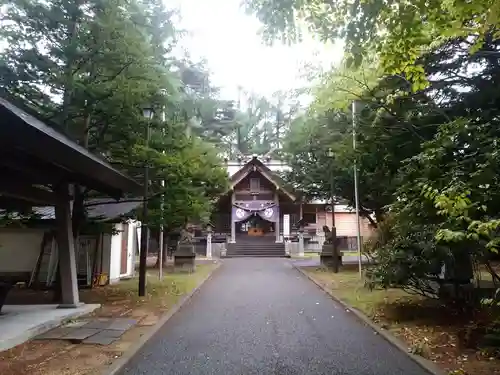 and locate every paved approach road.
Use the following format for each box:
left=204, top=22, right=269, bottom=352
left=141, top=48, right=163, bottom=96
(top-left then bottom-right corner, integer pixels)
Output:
left=119, top=259, right=430, bottom=375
